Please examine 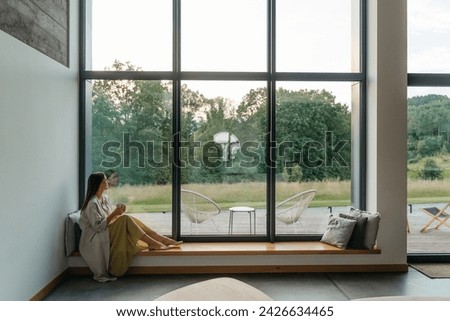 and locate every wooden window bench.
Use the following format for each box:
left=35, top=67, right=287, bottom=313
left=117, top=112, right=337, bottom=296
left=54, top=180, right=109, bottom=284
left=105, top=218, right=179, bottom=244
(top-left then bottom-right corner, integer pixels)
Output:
left=71, top=241, right=381, bottom=257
